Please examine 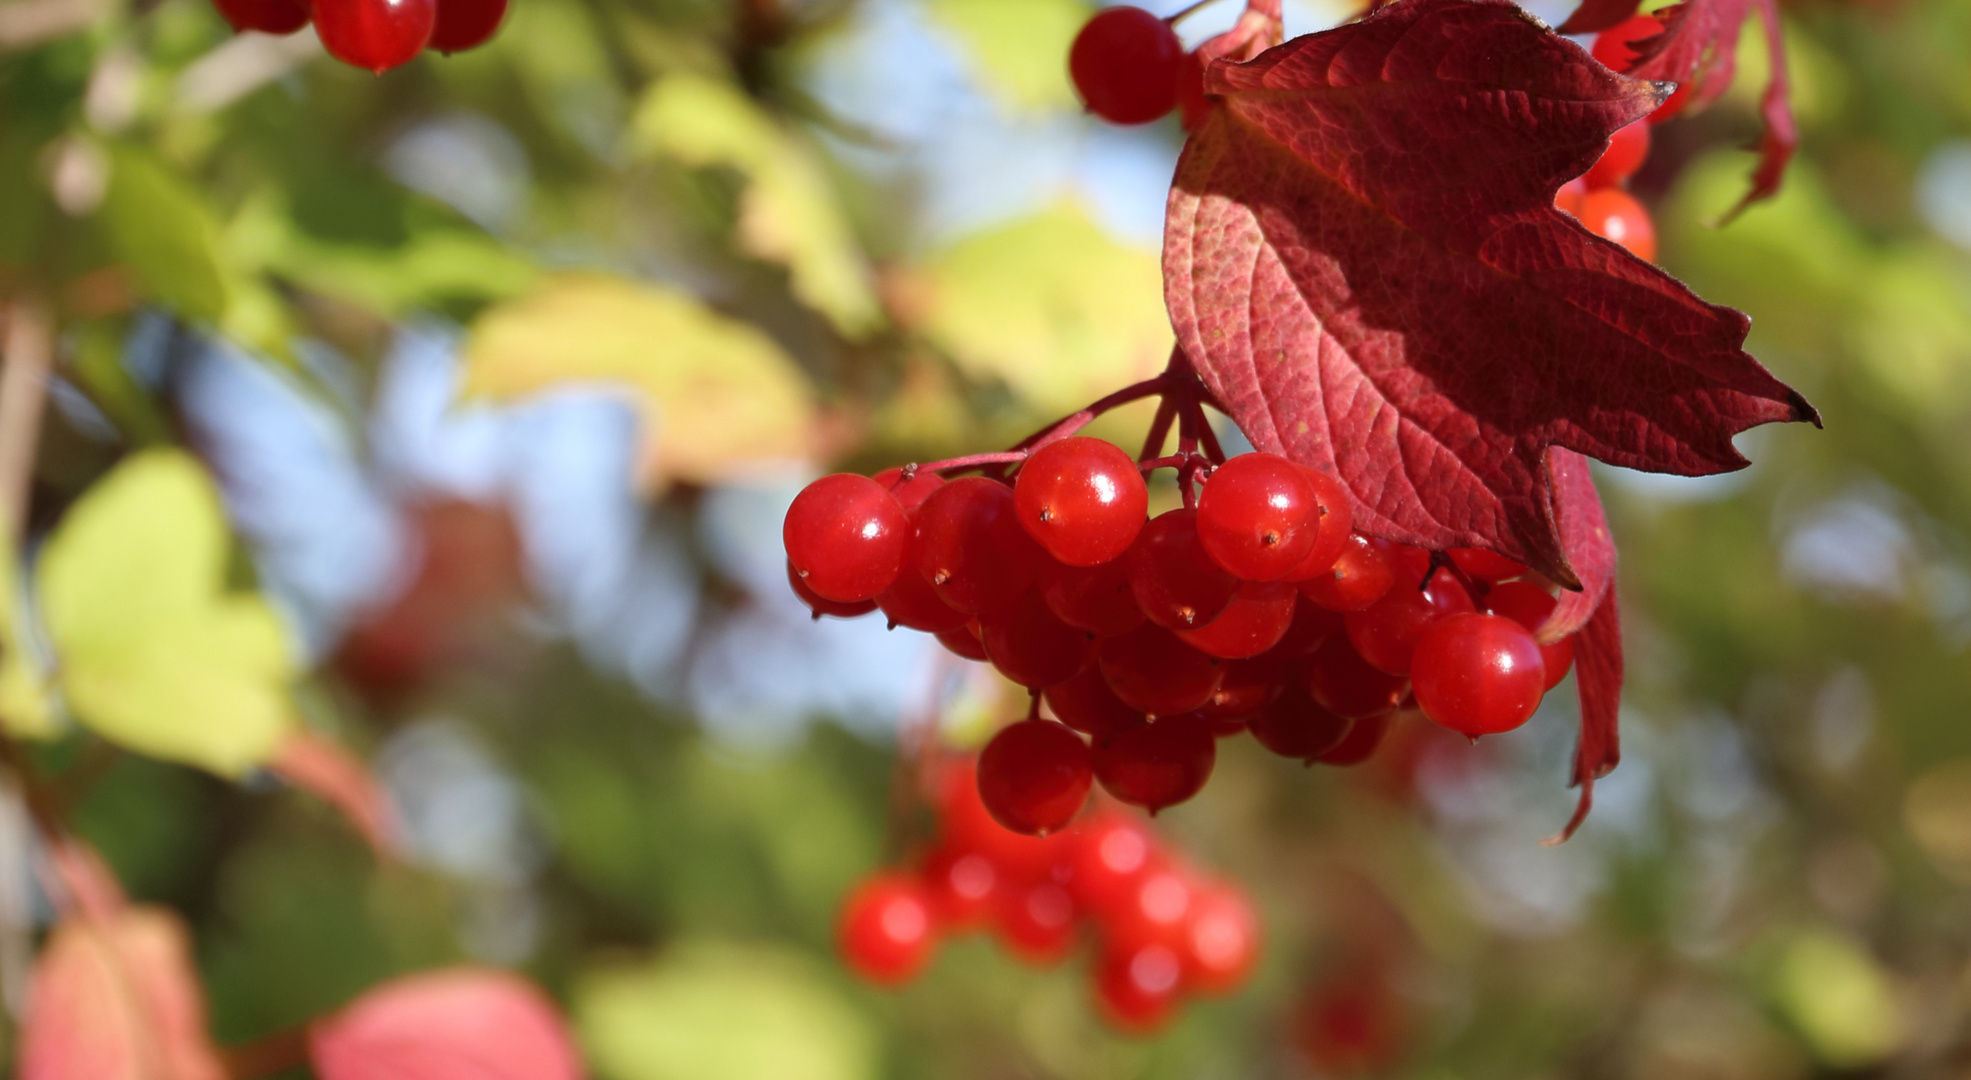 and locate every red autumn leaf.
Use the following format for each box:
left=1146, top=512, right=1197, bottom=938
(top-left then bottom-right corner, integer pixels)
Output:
left=1556, top=0, right=1645, bottom=34
left=269, top=728, right=402, bottom=860
left=19, top=907, right=226, bottom=1080
left=1539, top=447, right=1621, bottom=842
left=1541, top=448, right=1613, bottom=644
left=1546, top=589, right=1623, bottom=844
left=309, top=968, right=585, bottom=1080
left=1164, top=0, right=1816, bottom=591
